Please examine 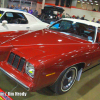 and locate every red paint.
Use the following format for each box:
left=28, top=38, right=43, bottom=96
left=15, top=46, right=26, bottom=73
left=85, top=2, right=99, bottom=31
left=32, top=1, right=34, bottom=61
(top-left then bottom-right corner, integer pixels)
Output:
left=71, top=6, right=76, bottom=8
left=0, top=29, right=99, bottom=91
